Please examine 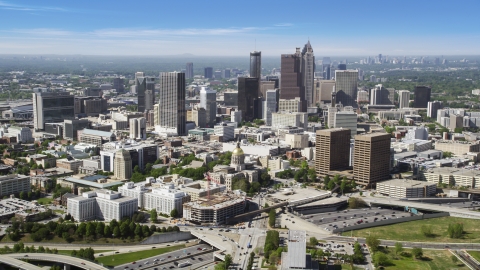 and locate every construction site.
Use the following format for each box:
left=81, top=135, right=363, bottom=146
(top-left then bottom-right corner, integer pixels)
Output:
left=183, top=192, right=246, bottom=225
